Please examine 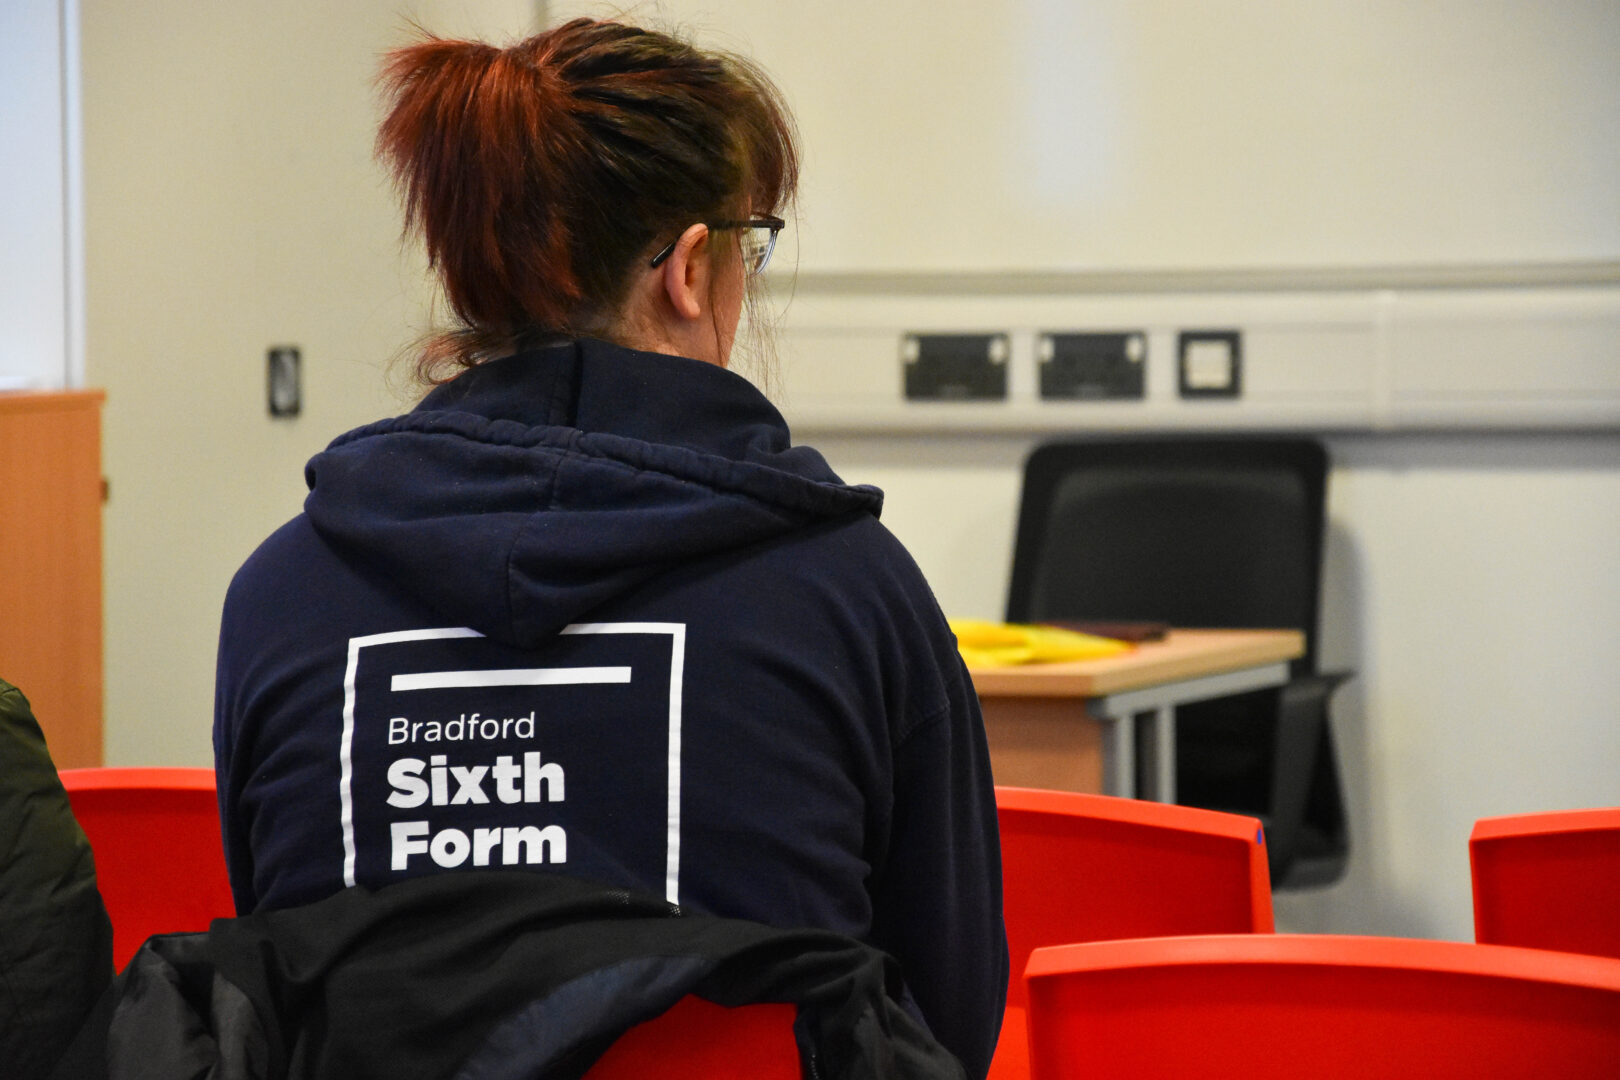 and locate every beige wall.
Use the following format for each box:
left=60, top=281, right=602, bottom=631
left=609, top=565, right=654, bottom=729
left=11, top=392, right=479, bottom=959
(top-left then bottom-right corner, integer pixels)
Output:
left=556, top=0, right=1620, bottom=271
left=83, top=0, right=539, bottom=764
left=80, top=0, right=1619, bottom=943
